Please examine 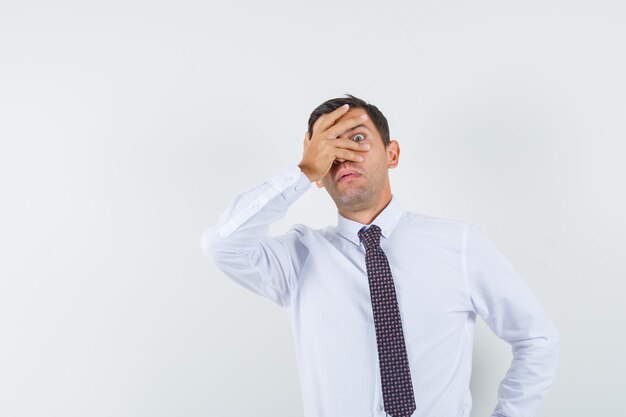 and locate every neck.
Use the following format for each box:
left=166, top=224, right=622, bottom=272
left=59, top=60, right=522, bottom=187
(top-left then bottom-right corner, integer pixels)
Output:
left=338, top=189, right=393, bottom=225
